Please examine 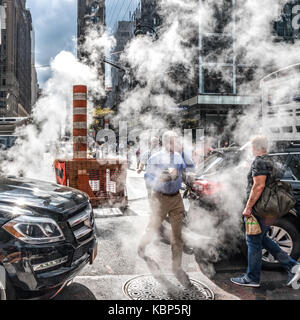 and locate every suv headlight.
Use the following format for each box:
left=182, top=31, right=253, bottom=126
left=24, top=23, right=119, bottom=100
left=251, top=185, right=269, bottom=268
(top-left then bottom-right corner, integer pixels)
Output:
left=2, top=216, right=65, bottom=244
